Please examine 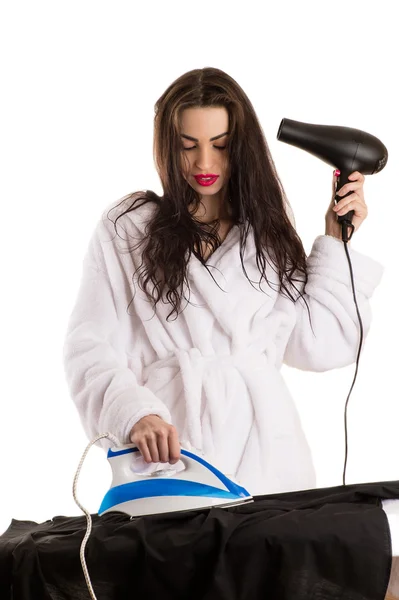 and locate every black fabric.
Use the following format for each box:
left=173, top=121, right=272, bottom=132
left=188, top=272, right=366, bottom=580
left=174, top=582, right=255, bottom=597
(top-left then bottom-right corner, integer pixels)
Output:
left=1, top=479, right=398, bottom=600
